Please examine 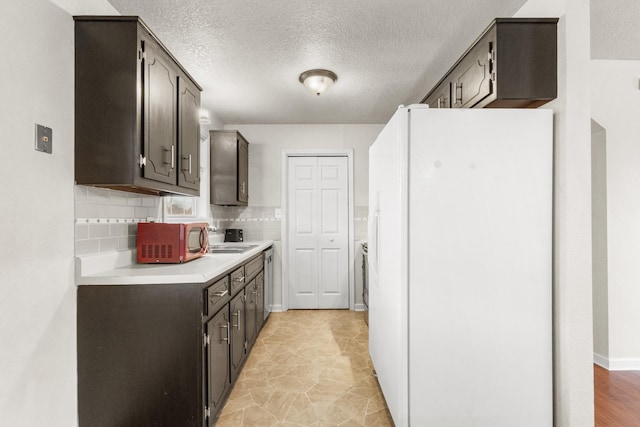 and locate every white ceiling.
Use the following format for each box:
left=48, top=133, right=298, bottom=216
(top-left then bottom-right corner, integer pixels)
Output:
left=106, top=0, right=529, bottom=124
left=591, top=0, right=640, bottom=60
